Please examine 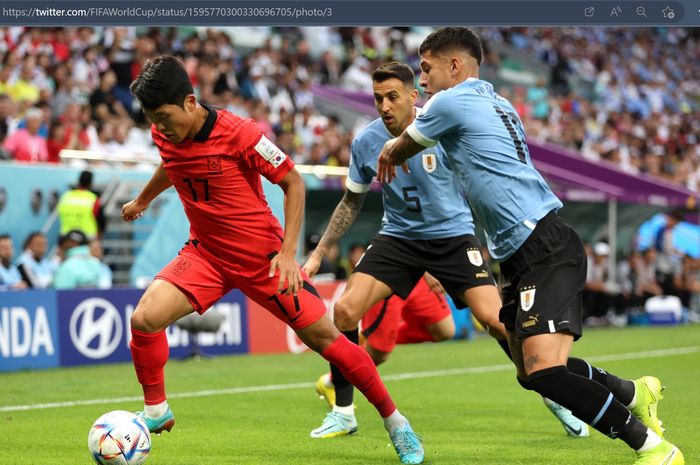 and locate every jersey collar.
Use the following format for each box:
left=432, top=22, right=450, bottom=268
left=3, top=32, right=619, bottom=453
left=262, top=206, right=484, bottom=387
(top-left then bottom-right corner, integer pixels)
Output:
left=193, top=103, right=218, bottom=142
